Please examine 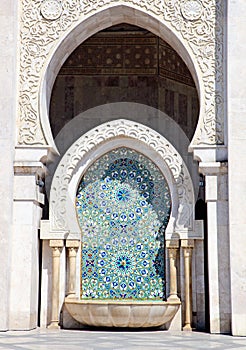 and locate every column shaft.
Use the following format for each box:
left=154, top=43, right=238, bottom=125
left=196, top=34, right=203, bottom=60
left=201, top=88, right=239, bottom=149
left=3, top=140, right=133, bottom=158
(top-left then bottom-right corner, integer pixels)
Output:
left=48, top=240, right=63, bottom=329
left=66, top=240, right=80, bottom=298
left=167, top=240, right=180, bottom=302
left=181, top=239, right=194, bottom=331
